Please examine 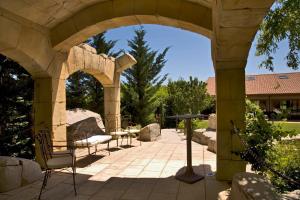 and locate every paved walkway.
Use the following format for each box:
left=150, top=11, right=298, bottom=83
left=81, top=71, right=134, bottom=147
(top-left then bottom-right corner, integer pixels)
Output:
left=0, top=129, right=230, bottom=200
